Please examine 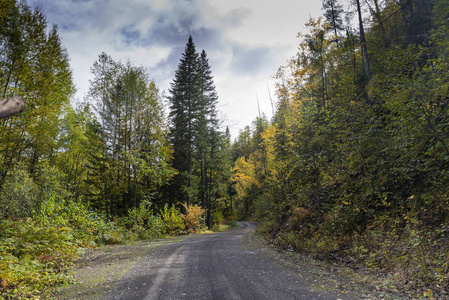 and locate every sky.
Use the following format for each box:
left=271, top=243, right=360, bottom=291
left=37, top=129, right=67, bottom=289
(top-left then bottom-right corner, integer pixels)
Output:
left=31, top=0, right=324, bottom=138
